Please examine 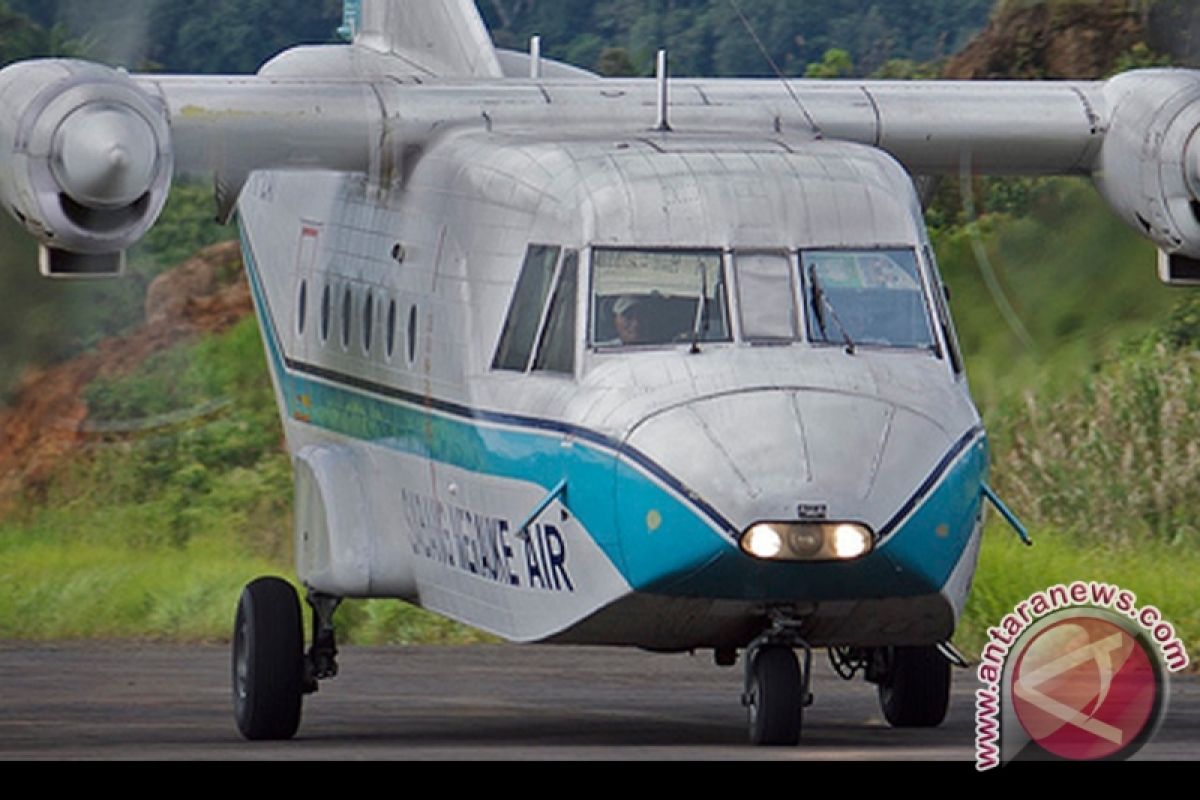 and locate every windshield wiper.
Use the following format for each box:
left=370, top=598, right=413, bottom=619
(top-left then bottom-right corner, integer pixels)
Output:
left=808, top=264, right=856, bottom=355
